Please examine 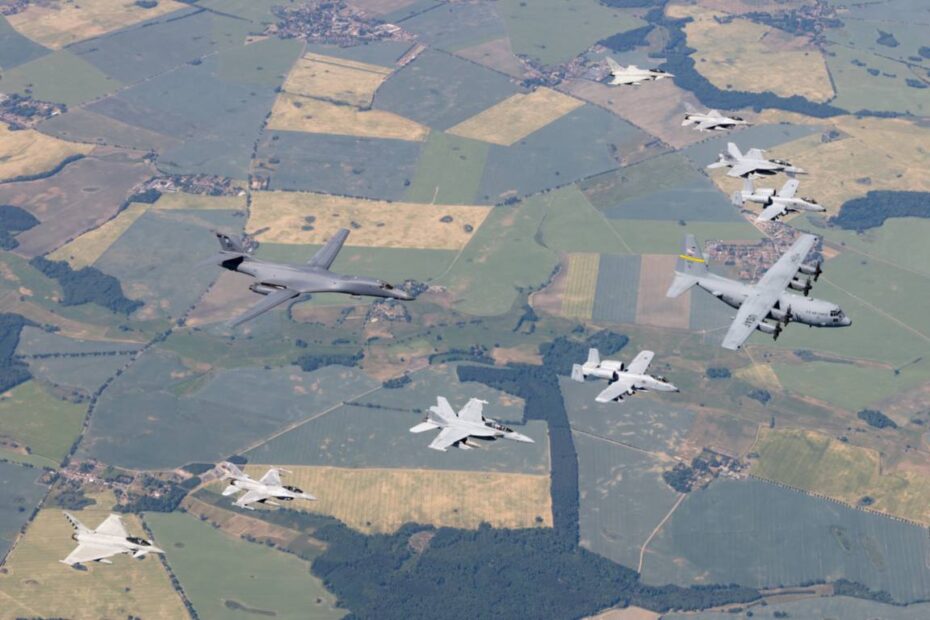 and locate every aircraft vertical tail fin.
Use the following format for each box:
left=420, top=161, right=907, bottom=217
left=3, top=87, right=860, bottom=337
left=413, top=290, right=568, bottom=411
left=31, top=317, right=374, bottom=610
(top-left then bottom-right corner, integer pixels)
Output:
left=430, top=397, right=456, bottom=424
left=727, top=142, right=743, bottom=160
left=219, top=461, right=246, bottom=480
left=571, top=364, right=585, bottom=382
left=667, top=234, right=707, bottom=298
left=215, top=232, right=247, bottom=254
left=586, top=348, right=600, bottom=367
